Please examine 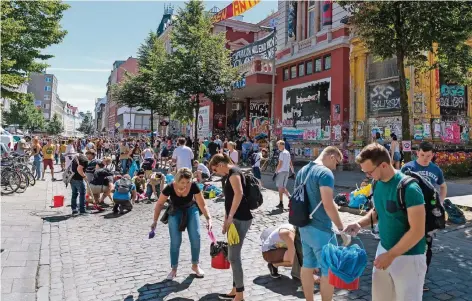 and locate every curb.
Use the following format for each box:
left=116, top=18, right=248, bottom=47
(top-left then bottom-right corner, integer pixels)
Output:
left=36, top=214, right=51, bottom=301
